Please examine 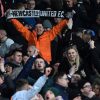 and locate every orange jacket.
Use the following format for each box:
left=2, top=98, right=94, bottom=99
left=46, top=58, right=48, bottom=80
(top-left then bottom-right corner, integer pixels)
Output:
left=11, top=19, right=68, bottom=63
